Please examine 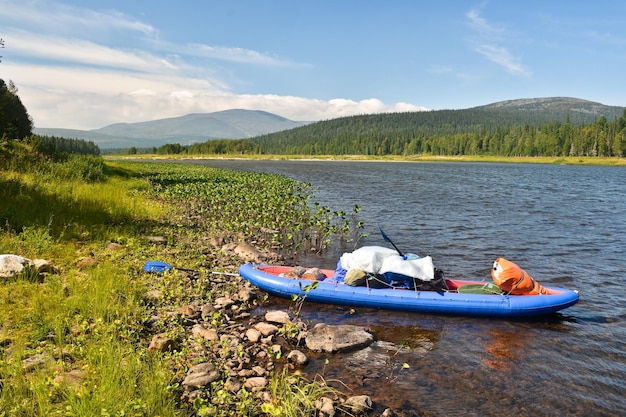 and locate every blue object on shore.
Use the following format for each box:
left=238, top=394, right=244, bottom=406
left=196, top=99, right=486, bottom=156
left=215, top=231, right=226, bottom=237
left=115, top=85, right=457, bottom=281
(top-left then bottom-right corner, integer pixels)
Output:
left=143, top=260, right=173, bottom=273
